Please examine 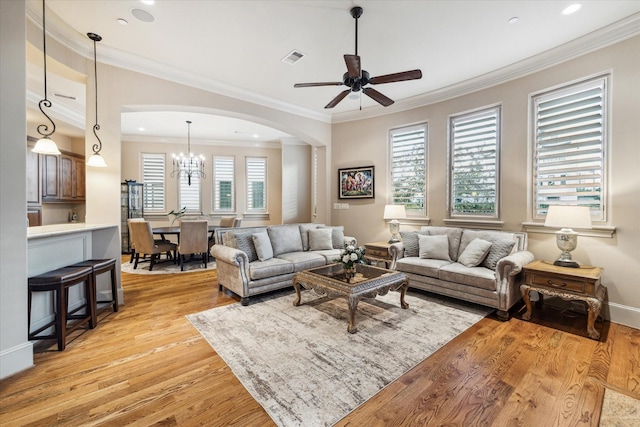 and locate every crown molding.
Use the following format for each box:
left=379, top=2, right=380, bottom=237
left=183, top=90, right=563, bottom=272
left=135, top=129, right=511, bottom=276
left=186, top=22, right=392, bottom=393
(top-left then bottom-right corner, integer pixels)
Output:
left=27, top=4, right=640, bottom=126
